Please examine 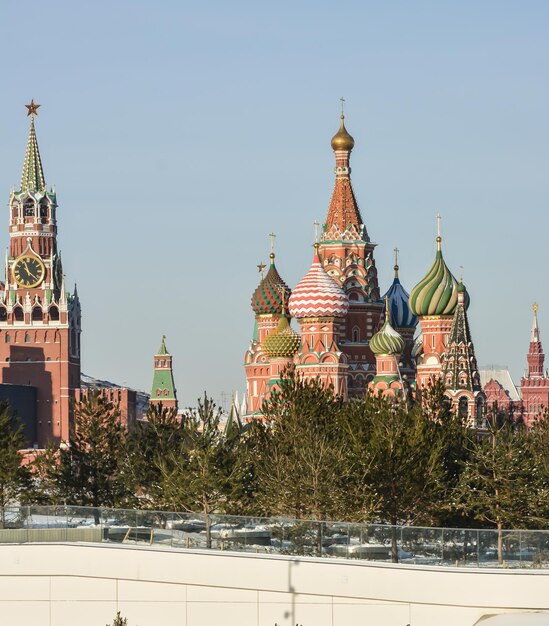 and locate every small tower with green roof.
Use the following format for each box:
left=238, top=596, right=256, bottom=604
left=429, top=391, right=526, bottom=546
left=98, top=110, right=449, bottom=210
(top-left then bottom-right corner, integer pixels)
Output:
left=149, top=335, right=178, bottom=411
